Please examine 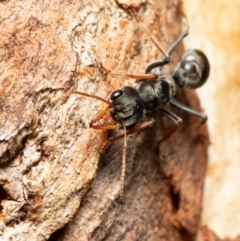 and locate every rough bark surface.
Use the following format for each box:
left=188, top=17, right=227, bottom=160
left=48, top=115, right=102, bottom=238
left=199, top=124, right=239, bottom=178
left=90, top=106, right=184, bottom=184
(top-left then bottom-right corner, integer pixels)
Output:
left=0, top=0, right=208, bottom=240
